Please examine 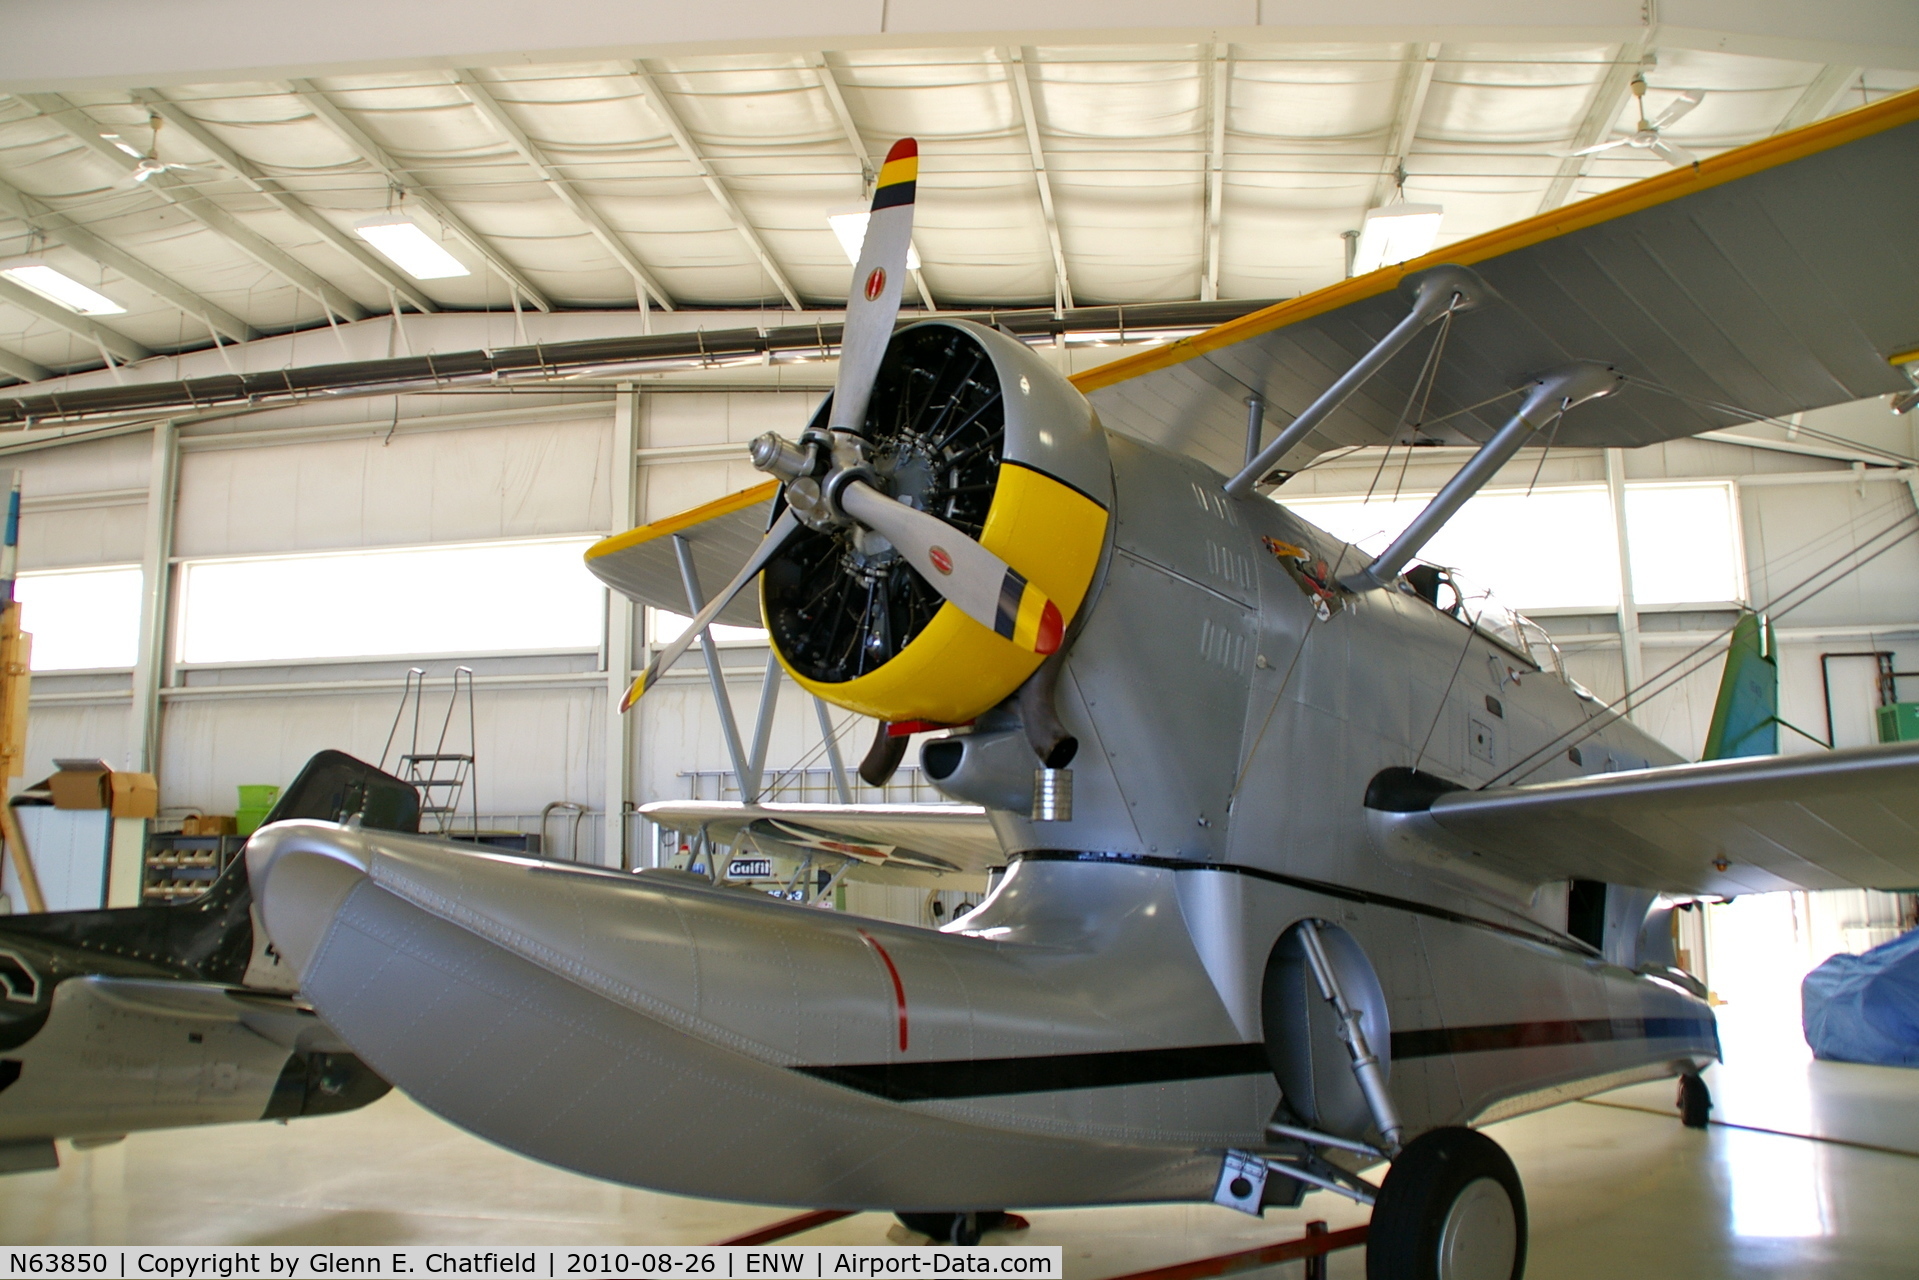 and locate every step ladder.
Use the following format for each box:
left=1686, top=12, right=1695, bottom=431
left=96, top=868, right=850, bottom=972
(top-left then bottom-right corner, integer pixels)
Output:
left=380, top=667, right=477, bottom=835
